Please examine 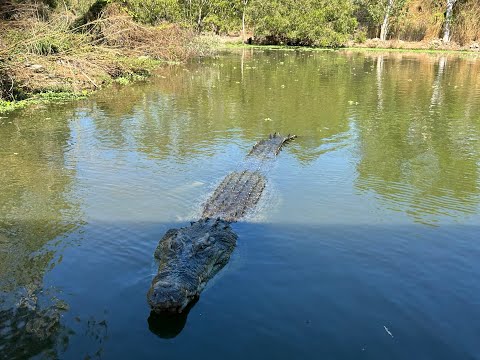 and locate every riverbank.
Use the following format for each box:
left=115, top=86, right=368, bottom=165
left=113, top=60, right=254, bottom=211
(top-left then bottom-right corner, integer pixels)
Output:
left=0, top=3, right=219, bottom=114
left=2, top=25, right=479, bottom=115
left=347, top=38, right=480, bottom=52
left=219, top=35, right=480, bottom=53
